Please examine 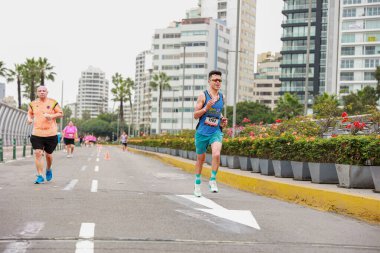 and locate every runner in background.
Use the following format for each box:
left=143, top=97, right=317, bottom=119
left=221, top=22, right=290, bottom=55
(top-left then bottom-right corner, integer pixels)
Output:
left=62, top=121, right=78, bottom=158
